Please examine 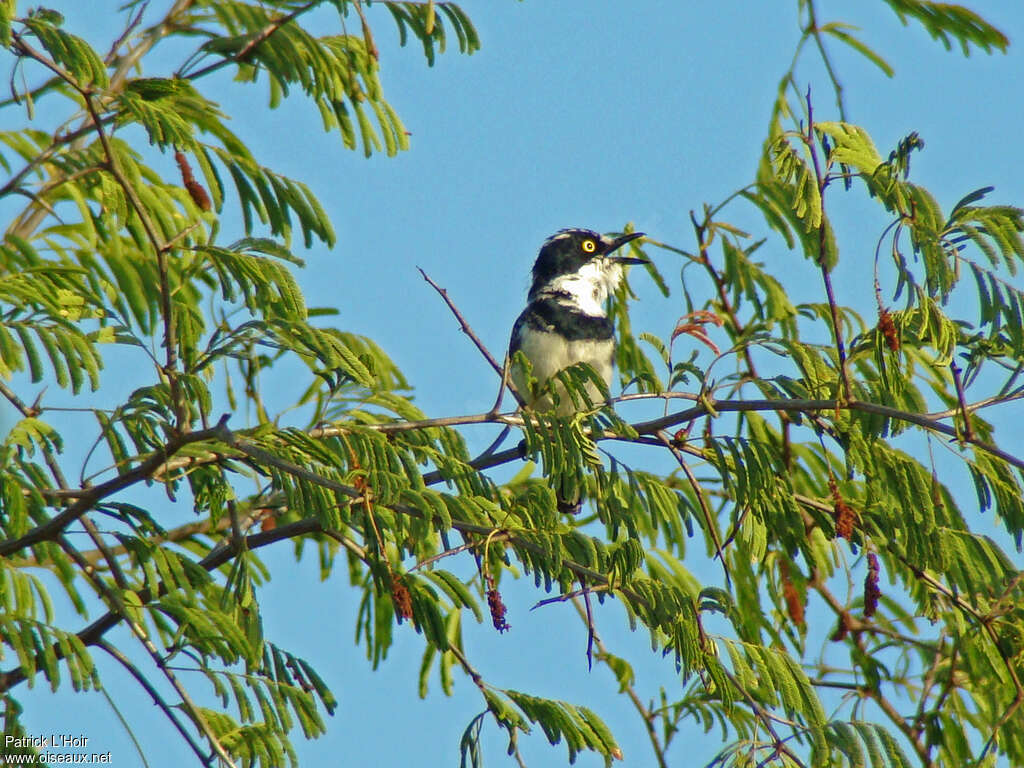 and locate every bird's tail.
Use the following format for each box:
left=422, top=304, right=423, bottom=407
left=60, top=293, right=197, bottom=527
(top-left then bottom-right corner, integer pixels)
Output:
left=557, top=491, right=583, bottom=515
